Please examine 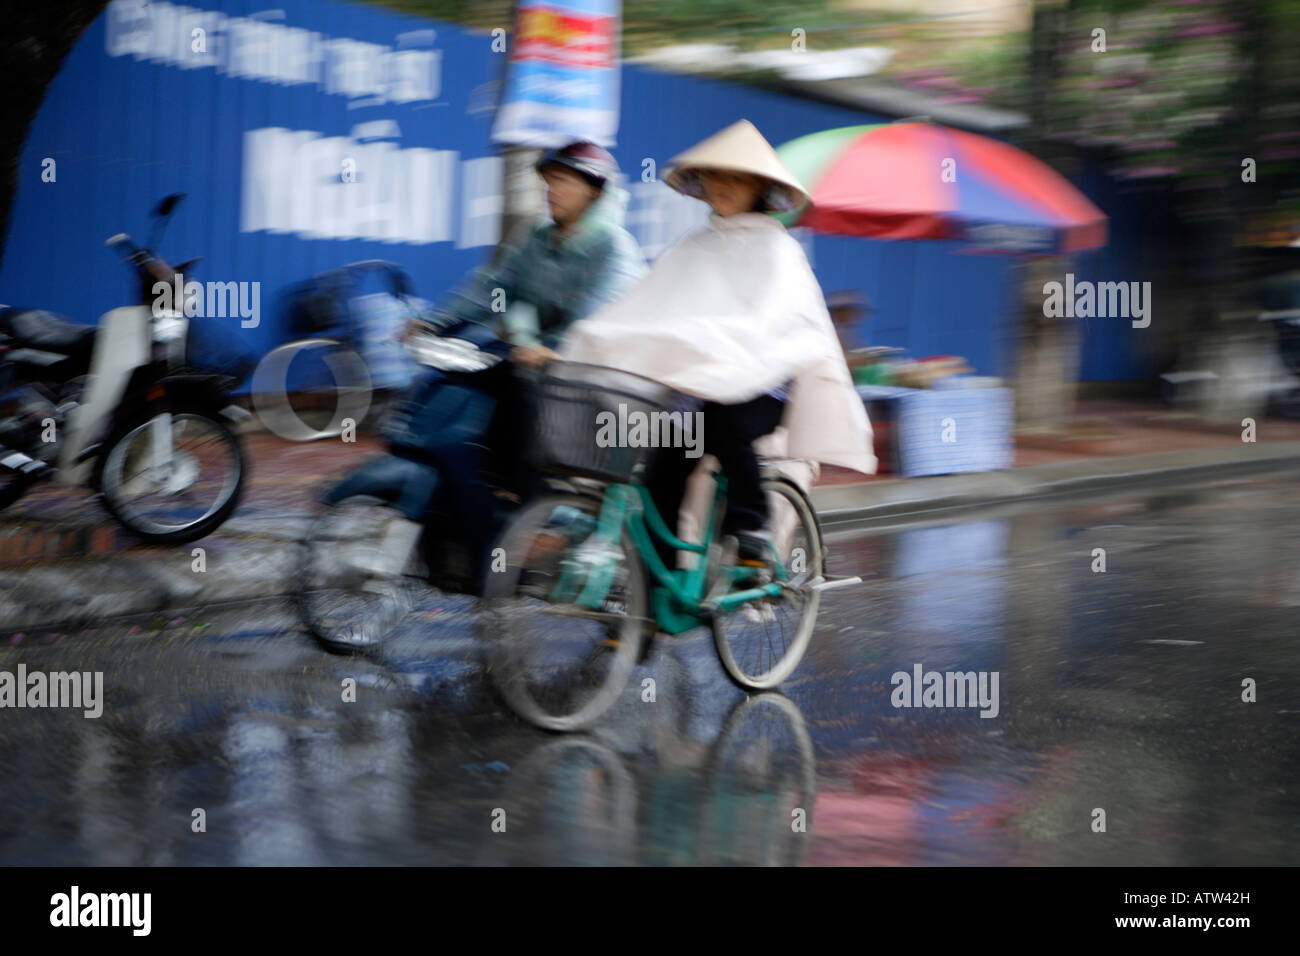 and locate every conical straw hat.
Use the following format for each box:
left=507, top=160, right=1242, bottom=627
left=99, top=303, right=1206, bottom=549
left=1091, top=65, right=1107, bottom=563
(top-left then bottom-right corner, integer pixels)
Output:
left=663, top=119, right=811, bottom=214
